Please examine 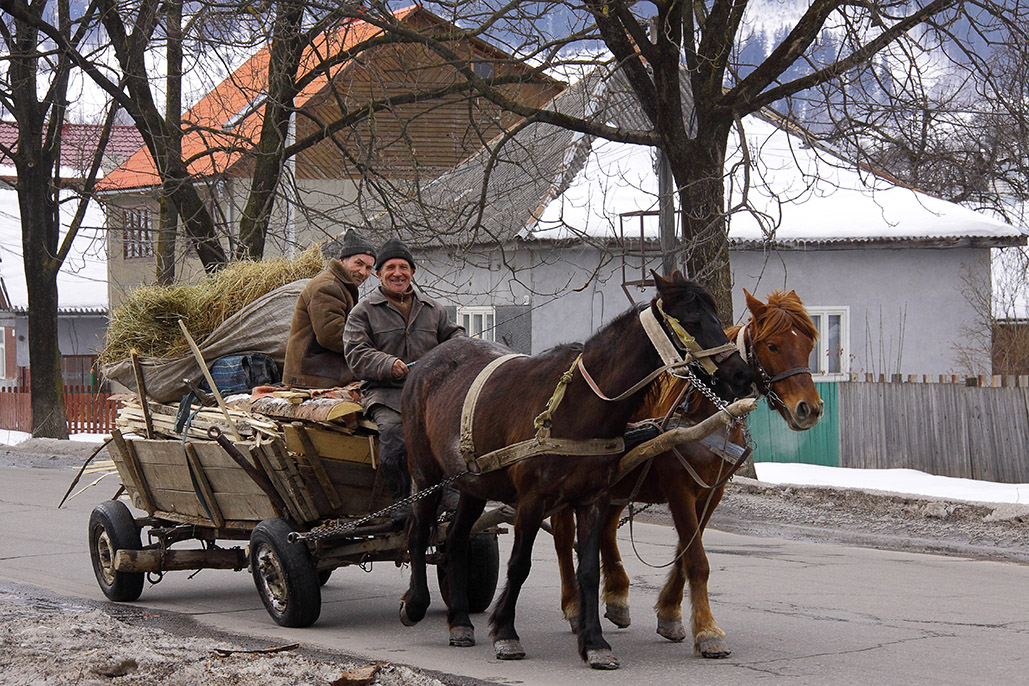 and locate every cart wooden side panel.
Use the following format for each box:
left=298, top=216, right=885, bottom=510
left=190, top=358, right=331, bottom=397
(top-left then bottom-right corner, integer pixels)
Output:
left=282, top=424, right=391, bottom=519
left=109, top=434, right=283, bottom=527
left=108, top=427, right=392, bottom=530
